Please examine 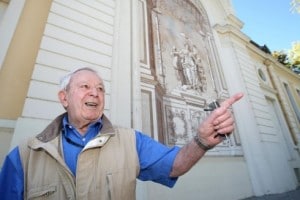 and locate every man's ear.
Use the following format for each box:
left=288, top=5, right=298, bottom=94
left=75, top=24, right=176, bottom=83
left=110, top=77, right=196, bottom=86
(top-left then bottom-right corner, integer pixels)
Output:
left=58, top=90, right=68, bottom=109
